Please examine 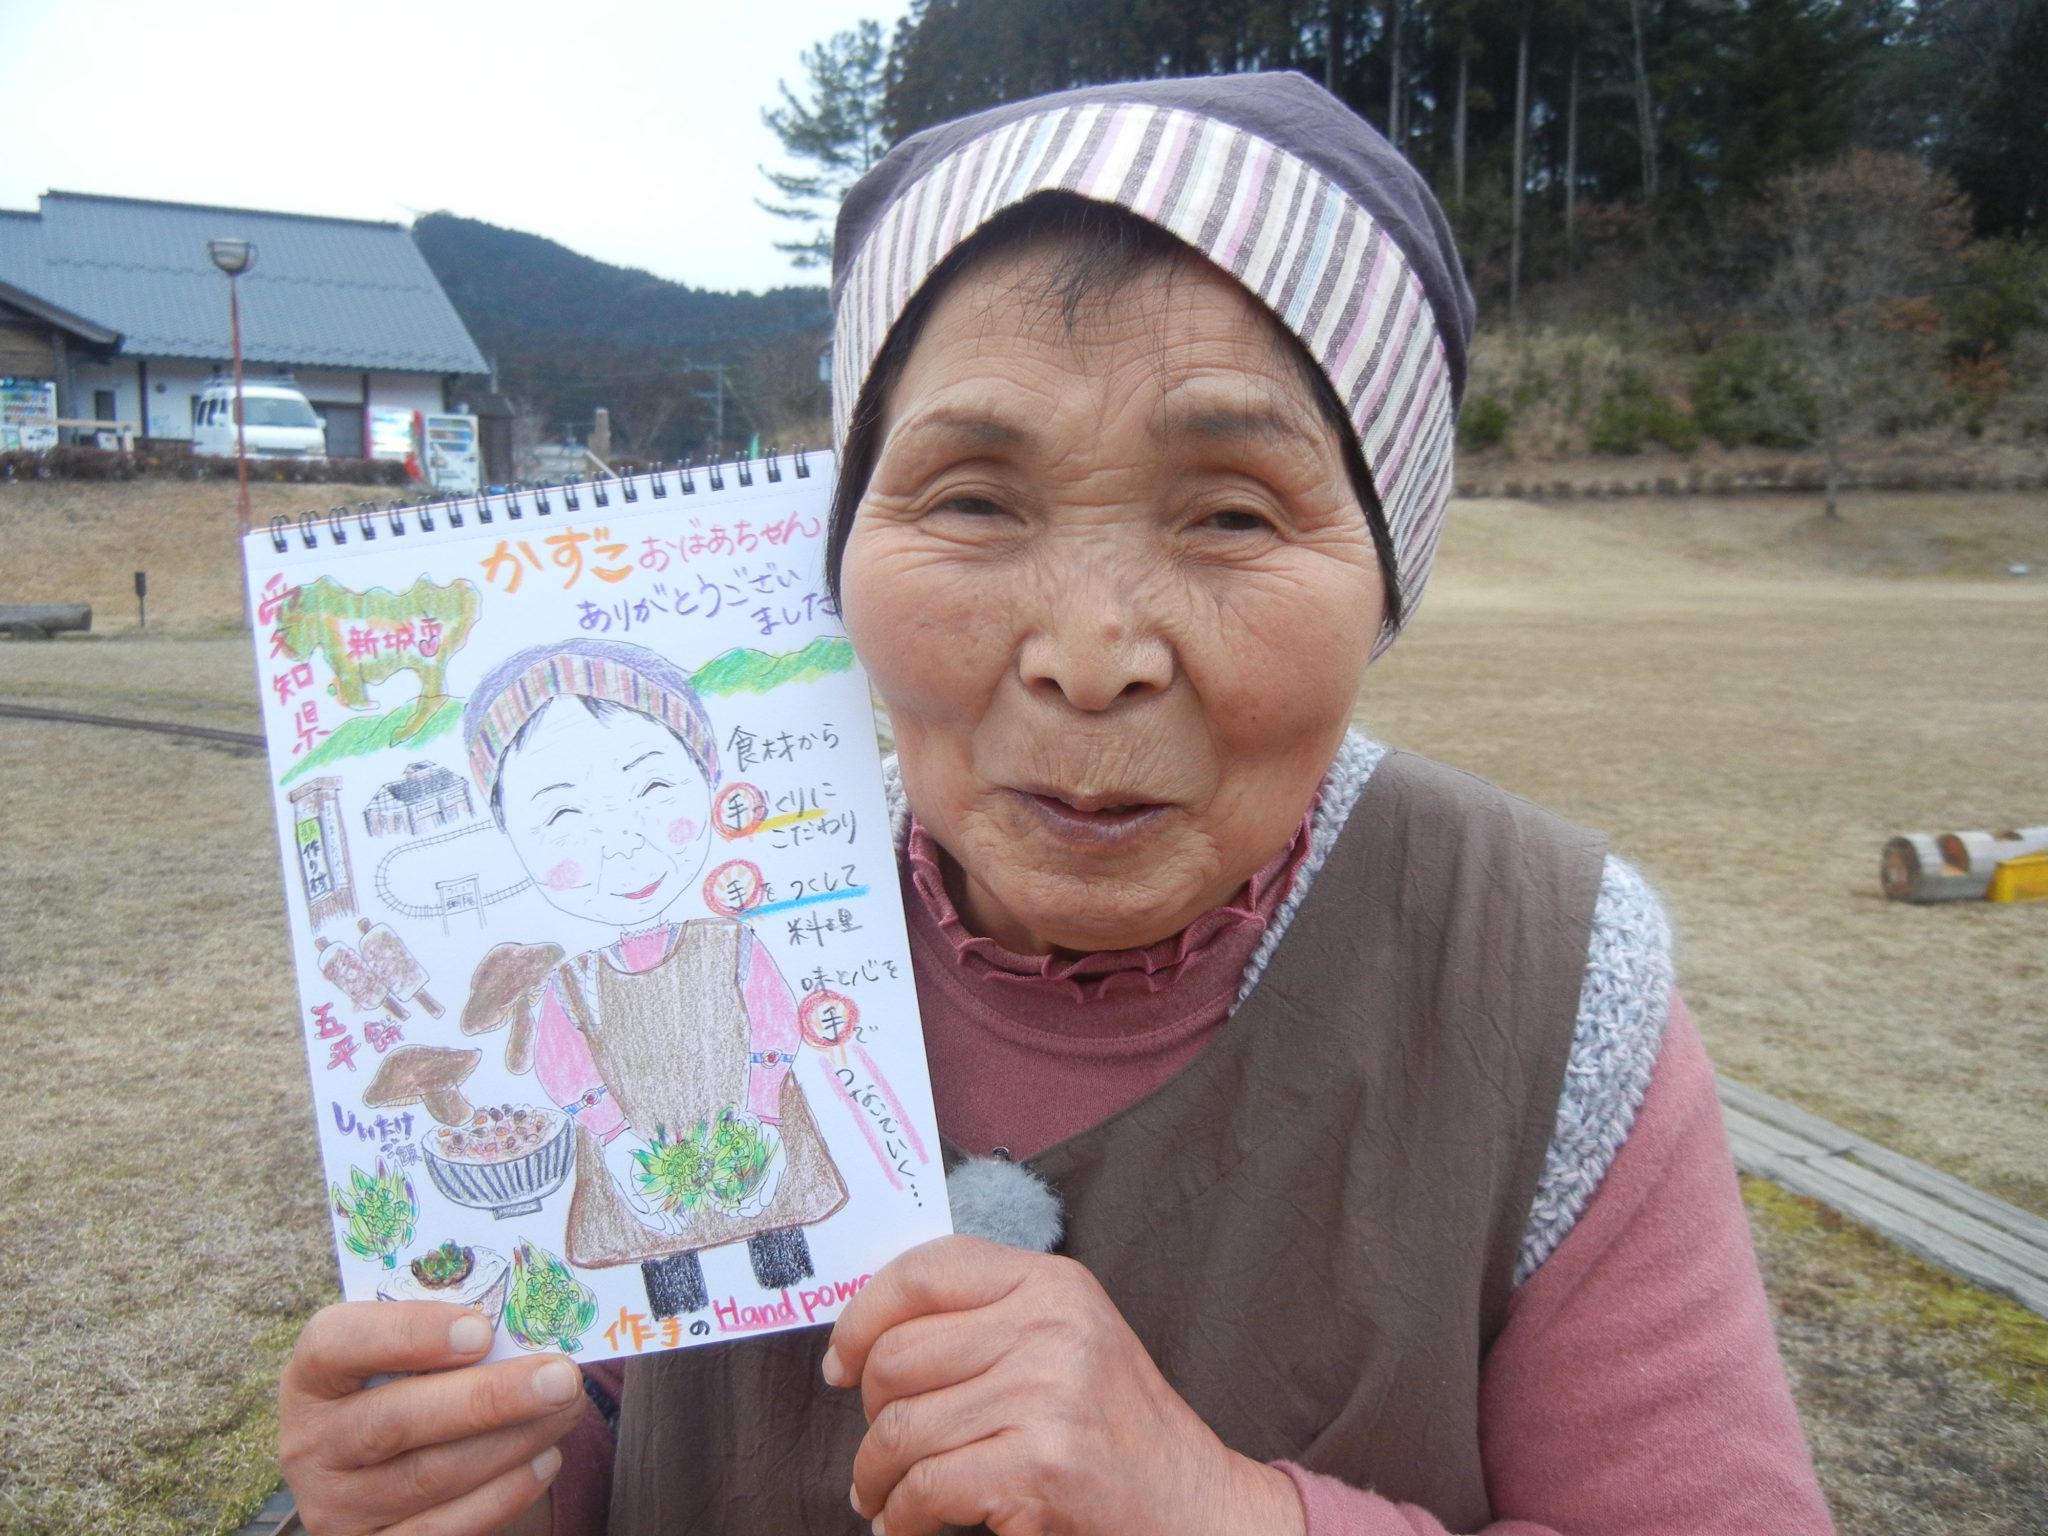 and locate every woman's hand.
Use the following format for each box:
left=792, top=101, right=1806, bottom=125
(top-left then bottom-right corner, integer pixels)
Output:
left=279, top=1300, right=585, bottom=1535
left=824, top=1236, right=1305, bottom=1536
